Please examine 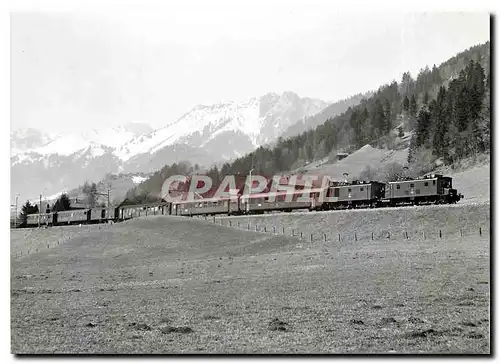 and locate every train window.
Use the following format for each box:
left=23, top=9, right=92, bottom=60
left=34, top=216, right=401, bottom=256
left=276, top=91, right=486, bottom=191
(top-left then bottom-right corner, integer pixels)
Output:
left=424, top=182, right=429, bottom=186
left=410, top=183, right=414, bottom=188
left=348, top=188, right=351, bottom=192
left=334, top=188, right=339, bottom=197
left=396, top=185, right=400, bottom=189
left=433, top=180, right=436, bottom=185
left=360, top=187, right=364, bottom=191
